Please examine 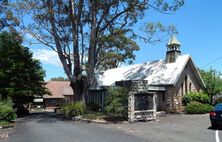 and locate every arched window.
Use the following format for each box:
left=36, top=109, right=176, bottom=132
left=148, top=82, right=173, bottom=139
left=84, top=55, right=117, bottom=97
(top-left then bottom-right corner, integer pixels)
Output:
left=181, top=83, right=184, bottom=96
left=185, top=75, right=188, bottom=94
left=189, top=83, right=192, bottom=92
